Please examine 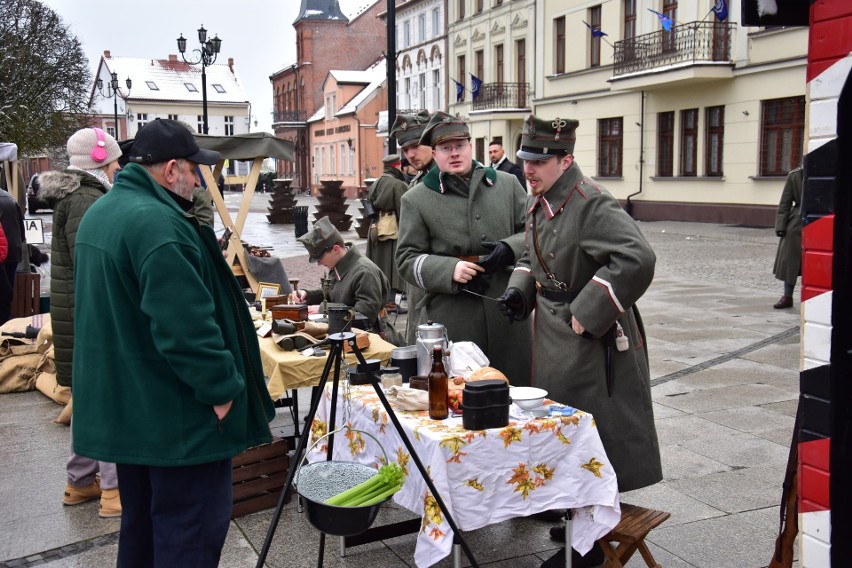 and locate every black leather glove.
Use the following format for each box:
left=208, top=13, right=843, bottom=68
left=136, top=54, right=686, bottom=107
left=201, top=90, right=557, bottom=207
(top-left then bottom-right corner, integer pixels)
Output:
left=477, top=240, right=515, bottom=274
left=776, top=230, right=786, bottom=238
left=462, top=273, right=489, bottom=296
left=497, top=287, right=524, bottom=323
